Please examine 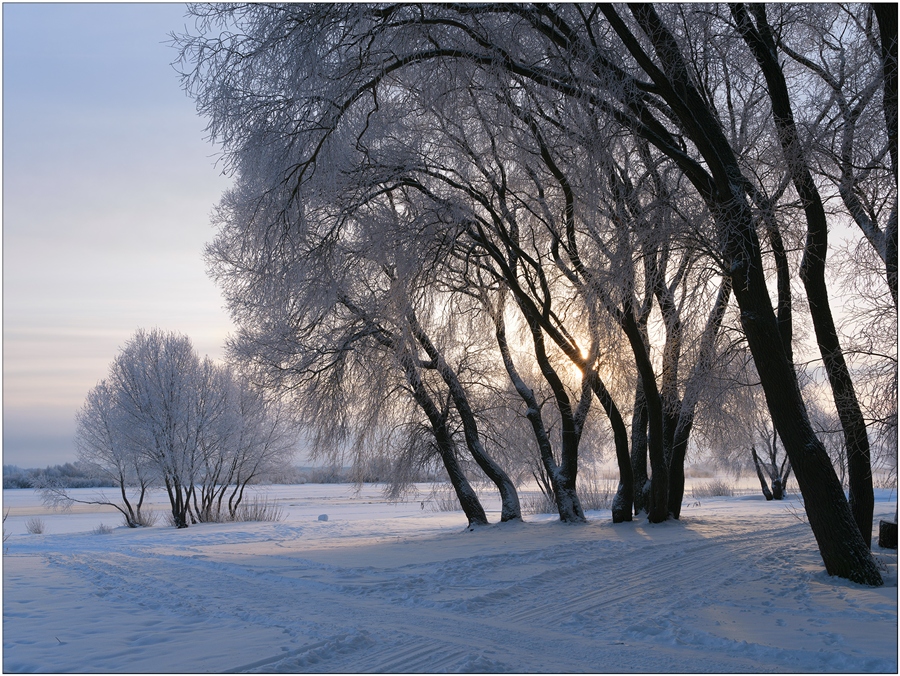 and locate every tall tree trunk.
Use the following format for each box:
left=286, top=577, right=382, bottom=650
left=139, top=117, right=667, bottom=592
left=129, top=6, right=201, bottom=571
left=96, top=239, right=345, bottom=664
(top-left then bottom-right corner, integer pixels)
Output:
left=725, top=197, right=880, bottom=584
left=873, top=3, right=899, bottom=321
left=874, top=3, right=898, bottom=182
left=619, top=310, right=667, bottom=523
left=734, top=4, right=875, bottom=548
left=748, top=187, right=794, bottom=360
left=667, top=276, right=731, bottom=518
left=397, top=341, right=488, bottom=527
left=653, top=270, right=685, bottom=518
left=630, top=379, right=649, bottom=515
left=666, top=413, right=693, bottom=516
